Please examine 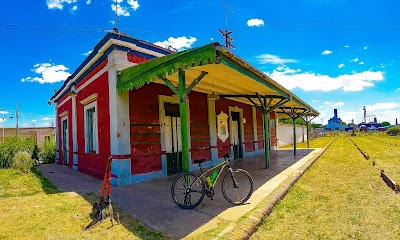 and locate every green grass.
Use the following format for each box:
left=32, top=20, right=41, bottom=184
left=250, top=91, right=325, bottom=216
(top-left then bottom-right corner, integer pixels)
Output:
left=252, top=136, right=400, bottom=239
left=282, top=136, right=335, bottom=149
left=0, top=168, right=168, bottom=240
